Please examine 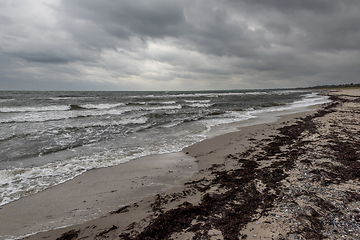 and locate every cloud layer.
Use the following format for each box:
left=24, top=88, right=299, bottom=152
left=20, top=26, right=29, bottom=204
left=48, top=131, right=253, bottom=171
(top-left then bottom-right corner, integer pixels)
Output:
left=1, top=0, right=360, bottom=90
